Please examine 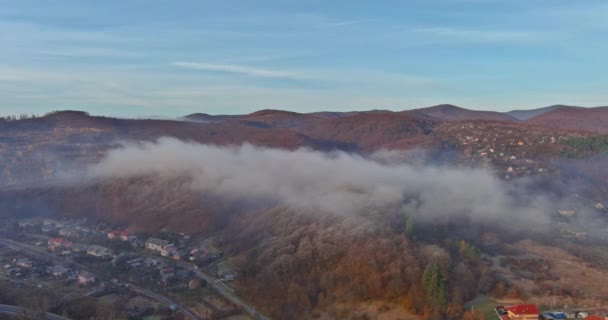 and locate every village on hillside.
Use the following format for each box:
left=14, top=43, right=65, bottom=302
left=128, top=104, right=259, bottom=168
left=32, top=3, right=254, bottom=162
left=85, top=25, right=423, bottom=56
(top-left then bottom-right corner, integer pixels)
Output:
left=0, top=216, right=255, bottom=320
